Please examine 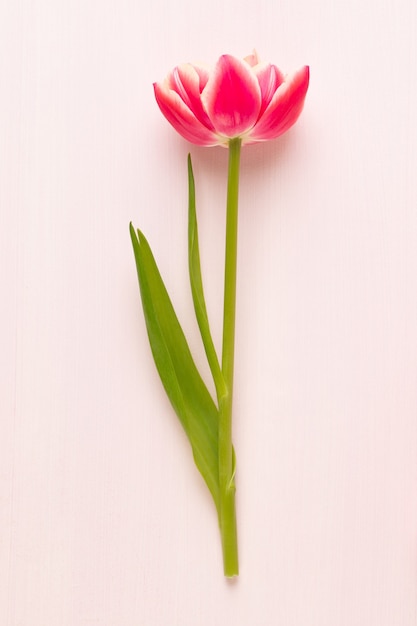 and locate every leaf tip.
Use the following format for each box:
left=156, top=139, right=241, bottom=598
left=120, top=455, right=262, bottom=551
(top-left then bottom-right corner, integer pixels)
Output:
left=129, top=221, right=138, bottom=242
